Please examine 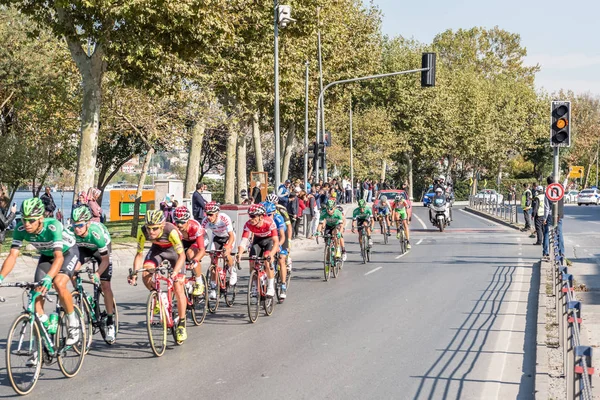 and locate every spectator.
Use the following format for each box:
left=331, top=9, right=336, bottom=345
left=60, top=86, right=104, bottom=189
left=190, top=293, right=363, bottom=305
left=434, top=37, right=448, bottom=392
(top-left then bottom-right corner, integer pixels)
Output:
left=304, top=189, right=318, bottom=239
left=367, top=180, right=373, bottom=202
left=531, top=185, right=544, bottom=247
left=192, top=182, right=207, bottom=221
left=240, top=189, right=252, bottom=205
left=277, top=179, right=291, bottom=207
left=161, top=196, right=175, bottom=223
left=56, top=209, right=63, bottom=223
left=362, top=180, right=369, bottom=201
left=296, top=190, right=307, bottom=238
left=287, top=191, right=299, bottom=239
left=251, top=181, right=263, bottom=204
left=0, top=195, right=16, bottom=248
left=306, top=177, right=313, bottom=193
left=543, top=176, right=565, bottom=260
left=87, top=187, right=103, bottom=223
left=73, top=191, right=88, bottom=209
left=40, top=186, right=57, bottom=217
left=520, top=183, right=532, bottom=233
